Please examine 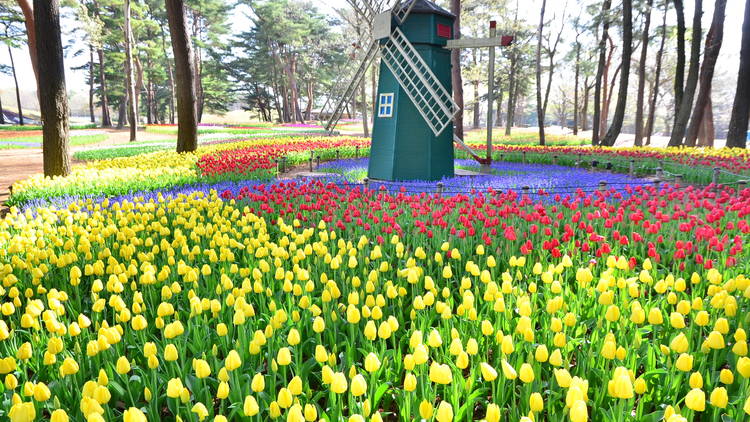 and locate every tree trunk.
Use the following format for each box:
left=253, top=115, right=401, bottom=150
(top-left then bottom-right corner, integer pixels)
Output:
left=166, top=0, right=198, bottom=152
left=669, top=0, right=703, bottom=146
left=192, top=12, right=204, bottom=123
left=599, top=37, right=615, bottom=140
left=96, top=49, right=112, bottom=127
left=135, top=55, right=144, bottom=119
left=117, top=97, right=126, bottom=129
left=505, top=50, right=517, bottom=135
left=674, top=0, right=686, bottom=120
left=685, top=0, right=727, bottom=147
left=582, top=77, right=591, bottom=132
left=160, top=25, right=176, bottom=125
left=592, top=0, right=611, bottom=146
left=360, top=78, right=369, bottom=136
left=535, top=0, right=547, bottom=146
left=472, top=82, right=480, bottom=128
left=602, top=0, right=633, bottom=146
left=0, top=86, right=4, bottom=124
left=573, top=33, right=581, bottom=135
left=697, top=96, right=714, bottom=146
left=646, top=6, right=668, bottom=145
left=8, top=45, right=24, bottom=125
left=472, top=48, right=480, bottom=129
left=451, top=0, right=464, bottom=140
left=16, top=0, right=39, bottom=90
left=496, top=85, right=504, bottom=127
left=634, top=0, right=653, bottom=146
left=124, top=0, right=138, bottom=142
left=34, top=0, right=70, bottom=177
left=89, top=44, right=95, bottom=123
left=726, top=0, right=750, bottom=148
left=305, top=80, right=314, bottom=121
